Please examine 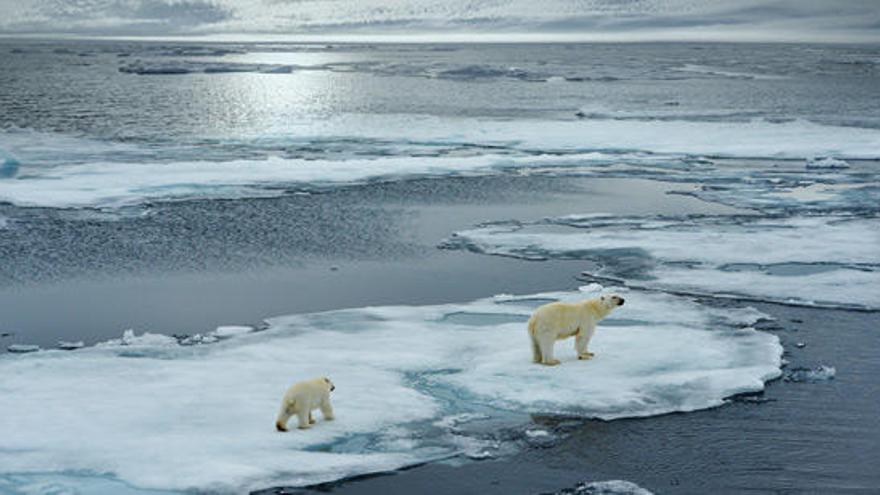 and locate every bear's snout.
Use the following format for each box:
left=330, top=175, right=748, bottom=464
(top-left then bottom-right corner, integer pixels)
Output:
left=617, top=297, right=625, bottom=306
left=330, top=385, right=336, bottom=392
